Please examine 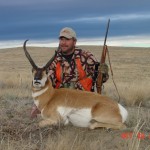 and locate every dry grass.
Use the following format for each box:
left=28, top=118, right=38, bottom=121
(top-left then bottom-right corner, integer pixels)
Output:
left=0, top=46, right=150, bottom=150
